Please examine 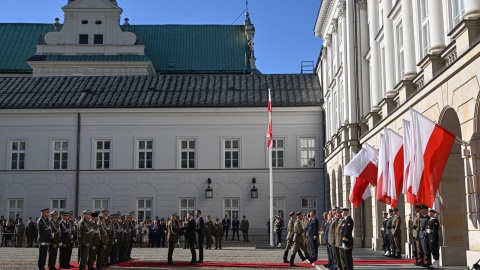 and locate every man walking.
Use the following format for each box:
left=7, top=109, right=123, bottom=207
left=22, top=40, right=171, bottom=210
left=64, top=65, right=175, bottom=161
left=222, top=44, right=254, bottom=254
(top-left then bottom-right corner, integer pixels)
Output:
left=167, top=213, right=182, bottom=265
left=283, top=211, right=306, bottom=263
left=307, top=210, right=319, bottom=261
left=231, top=215, right=240, bottom=241
left=240, top=215, right=249, bottom=242
left=289, top=212, right=314, bottom=267
left=221, top=215, right=230, bottom=241
left=195, top=210, right=205, bottom=263
left=182, top=212, right=197, bottom=265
